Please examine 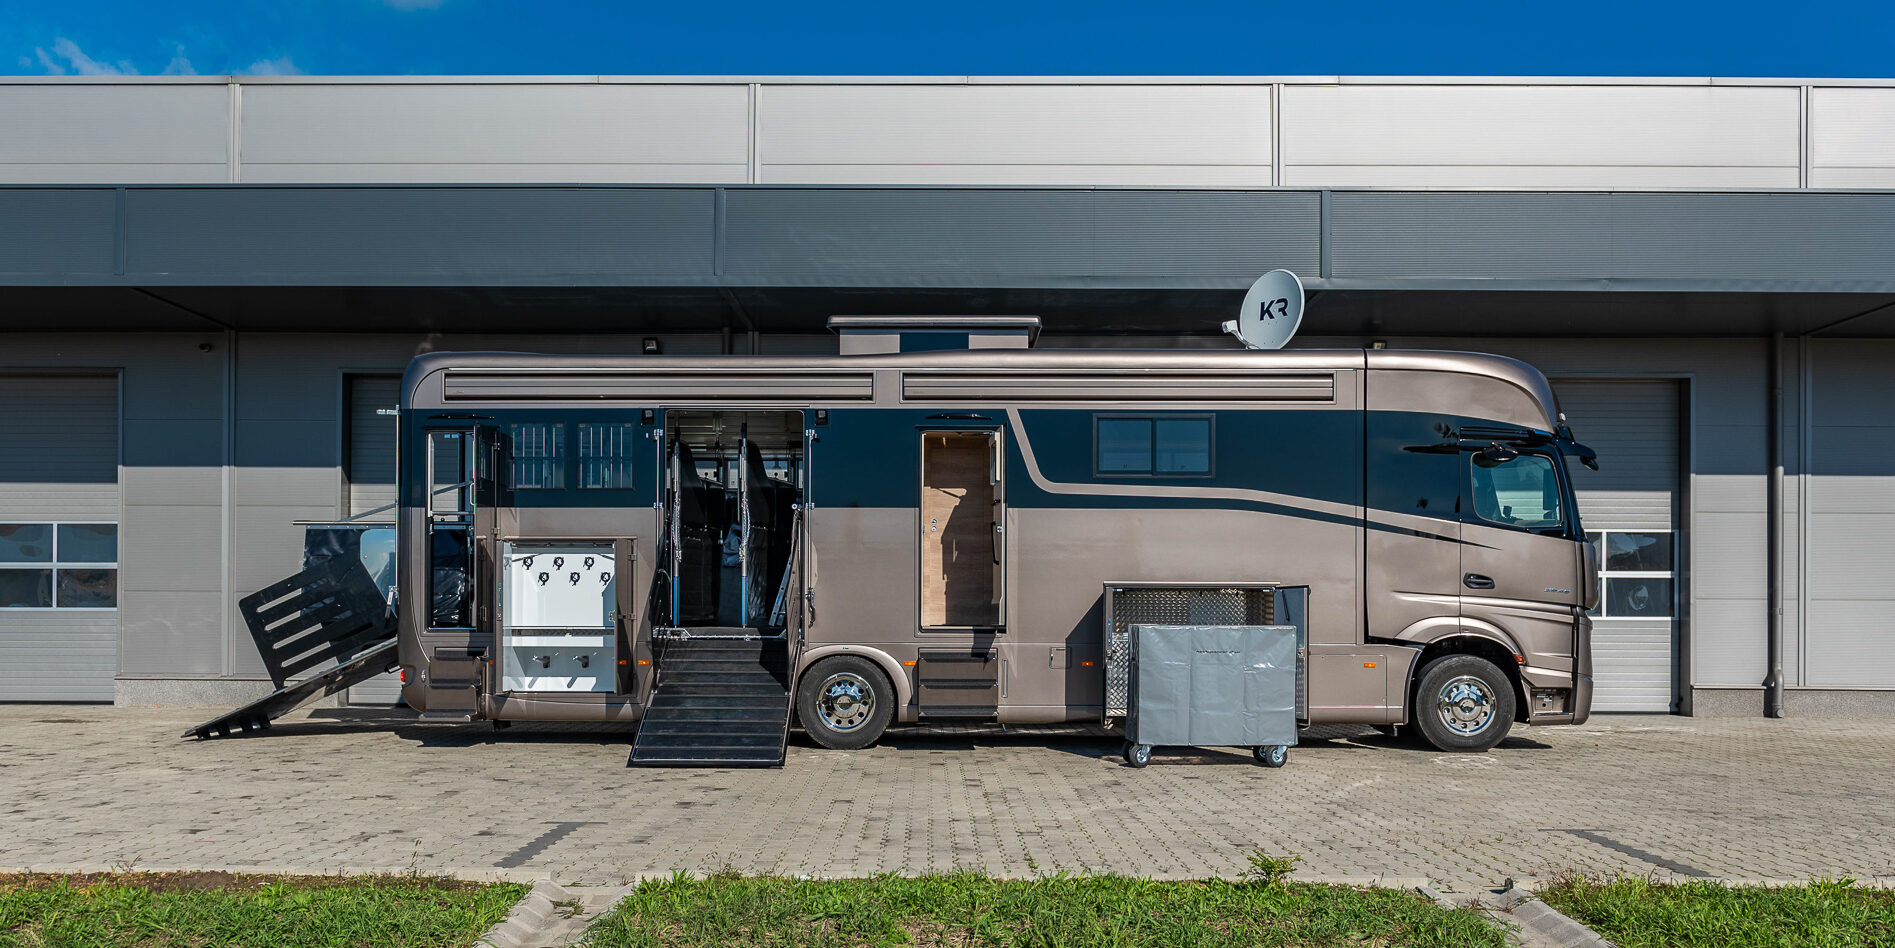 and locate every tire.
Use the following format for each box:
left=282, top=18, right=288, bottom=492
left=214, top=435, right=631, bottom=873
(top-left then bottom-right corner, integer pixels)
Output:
left=1412, top=654, right=1517, bottom=752
left=1255, top=744, right=1289, bottom=768
left=796, top=656, right=895, bottom=750
left=1123, top=742, right=1152, bottom=768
